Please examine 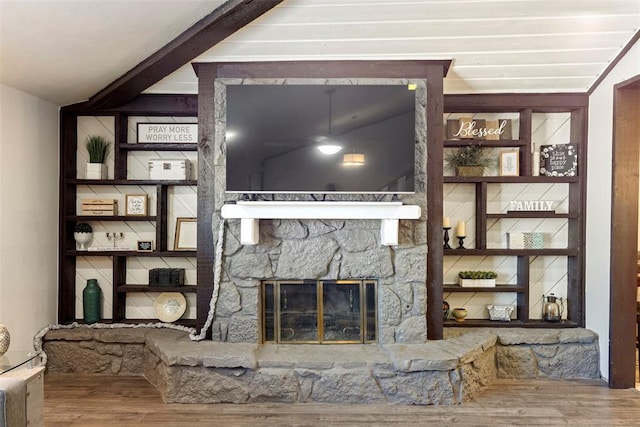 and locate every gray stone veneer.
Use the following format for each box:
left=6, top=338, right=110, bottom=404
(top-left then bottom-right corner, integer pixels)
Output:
left=43, top=327, right=600, bottom=405
left=210, top=78, right=428, bottom=344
